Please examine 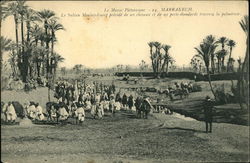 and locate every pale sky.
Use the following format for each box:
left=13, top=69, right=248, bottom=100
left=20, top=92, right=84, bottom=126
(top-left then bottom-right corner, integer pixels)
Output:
left=2, top=1, right=248, bottom=69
